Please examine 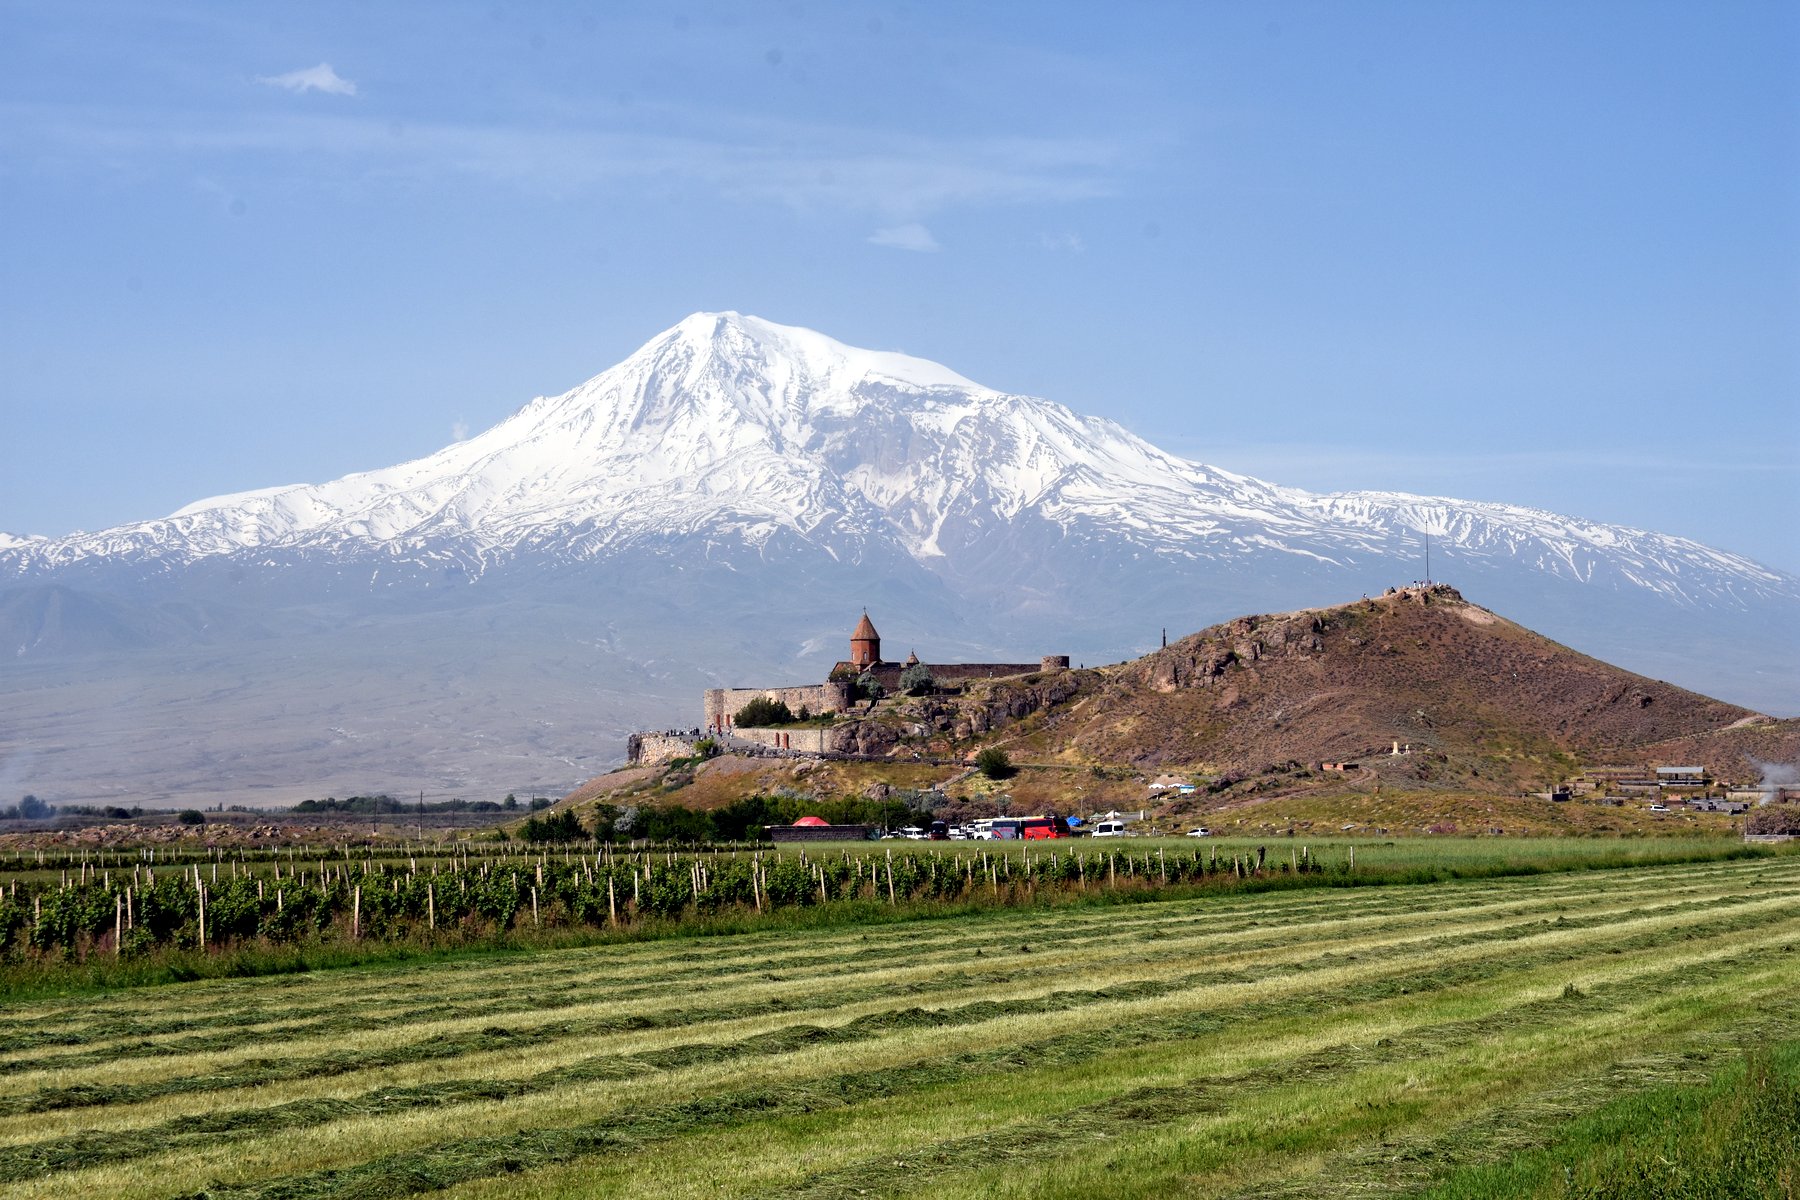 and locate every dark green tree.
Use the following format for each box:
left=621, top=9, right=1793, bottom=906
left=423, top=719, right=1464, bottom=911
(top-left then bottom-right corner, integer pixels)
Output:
left=974, top=747, right=1015, bottom=780
left=519, top=809, right=585, bottom=842
left=733, top=697, right=795, bottom=726
left=898, top=662, right=934, bottom=695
